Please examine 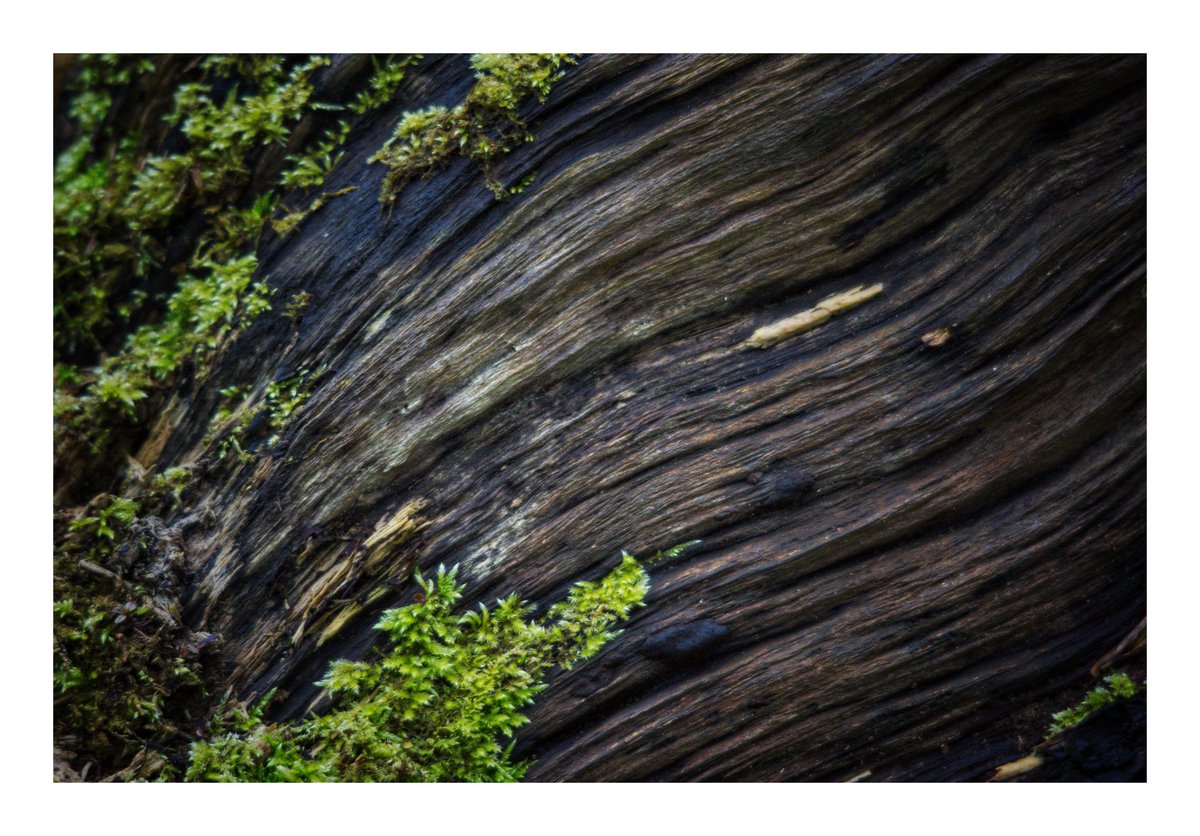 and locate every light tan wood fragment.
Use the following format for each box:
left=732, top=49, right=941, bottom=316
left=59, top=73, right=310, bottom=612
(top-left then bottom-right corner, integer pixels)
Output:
left=364, top=498, right=429, bottom=574
left=921, top=326, right=953, bottom=347
left=991, top=753, right=1044, bottom=781
left=815, top=283, right=885, bottom=314
left=316, top=602, right=364, bottom=648
left=746, top=283, right=885, bottom=348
